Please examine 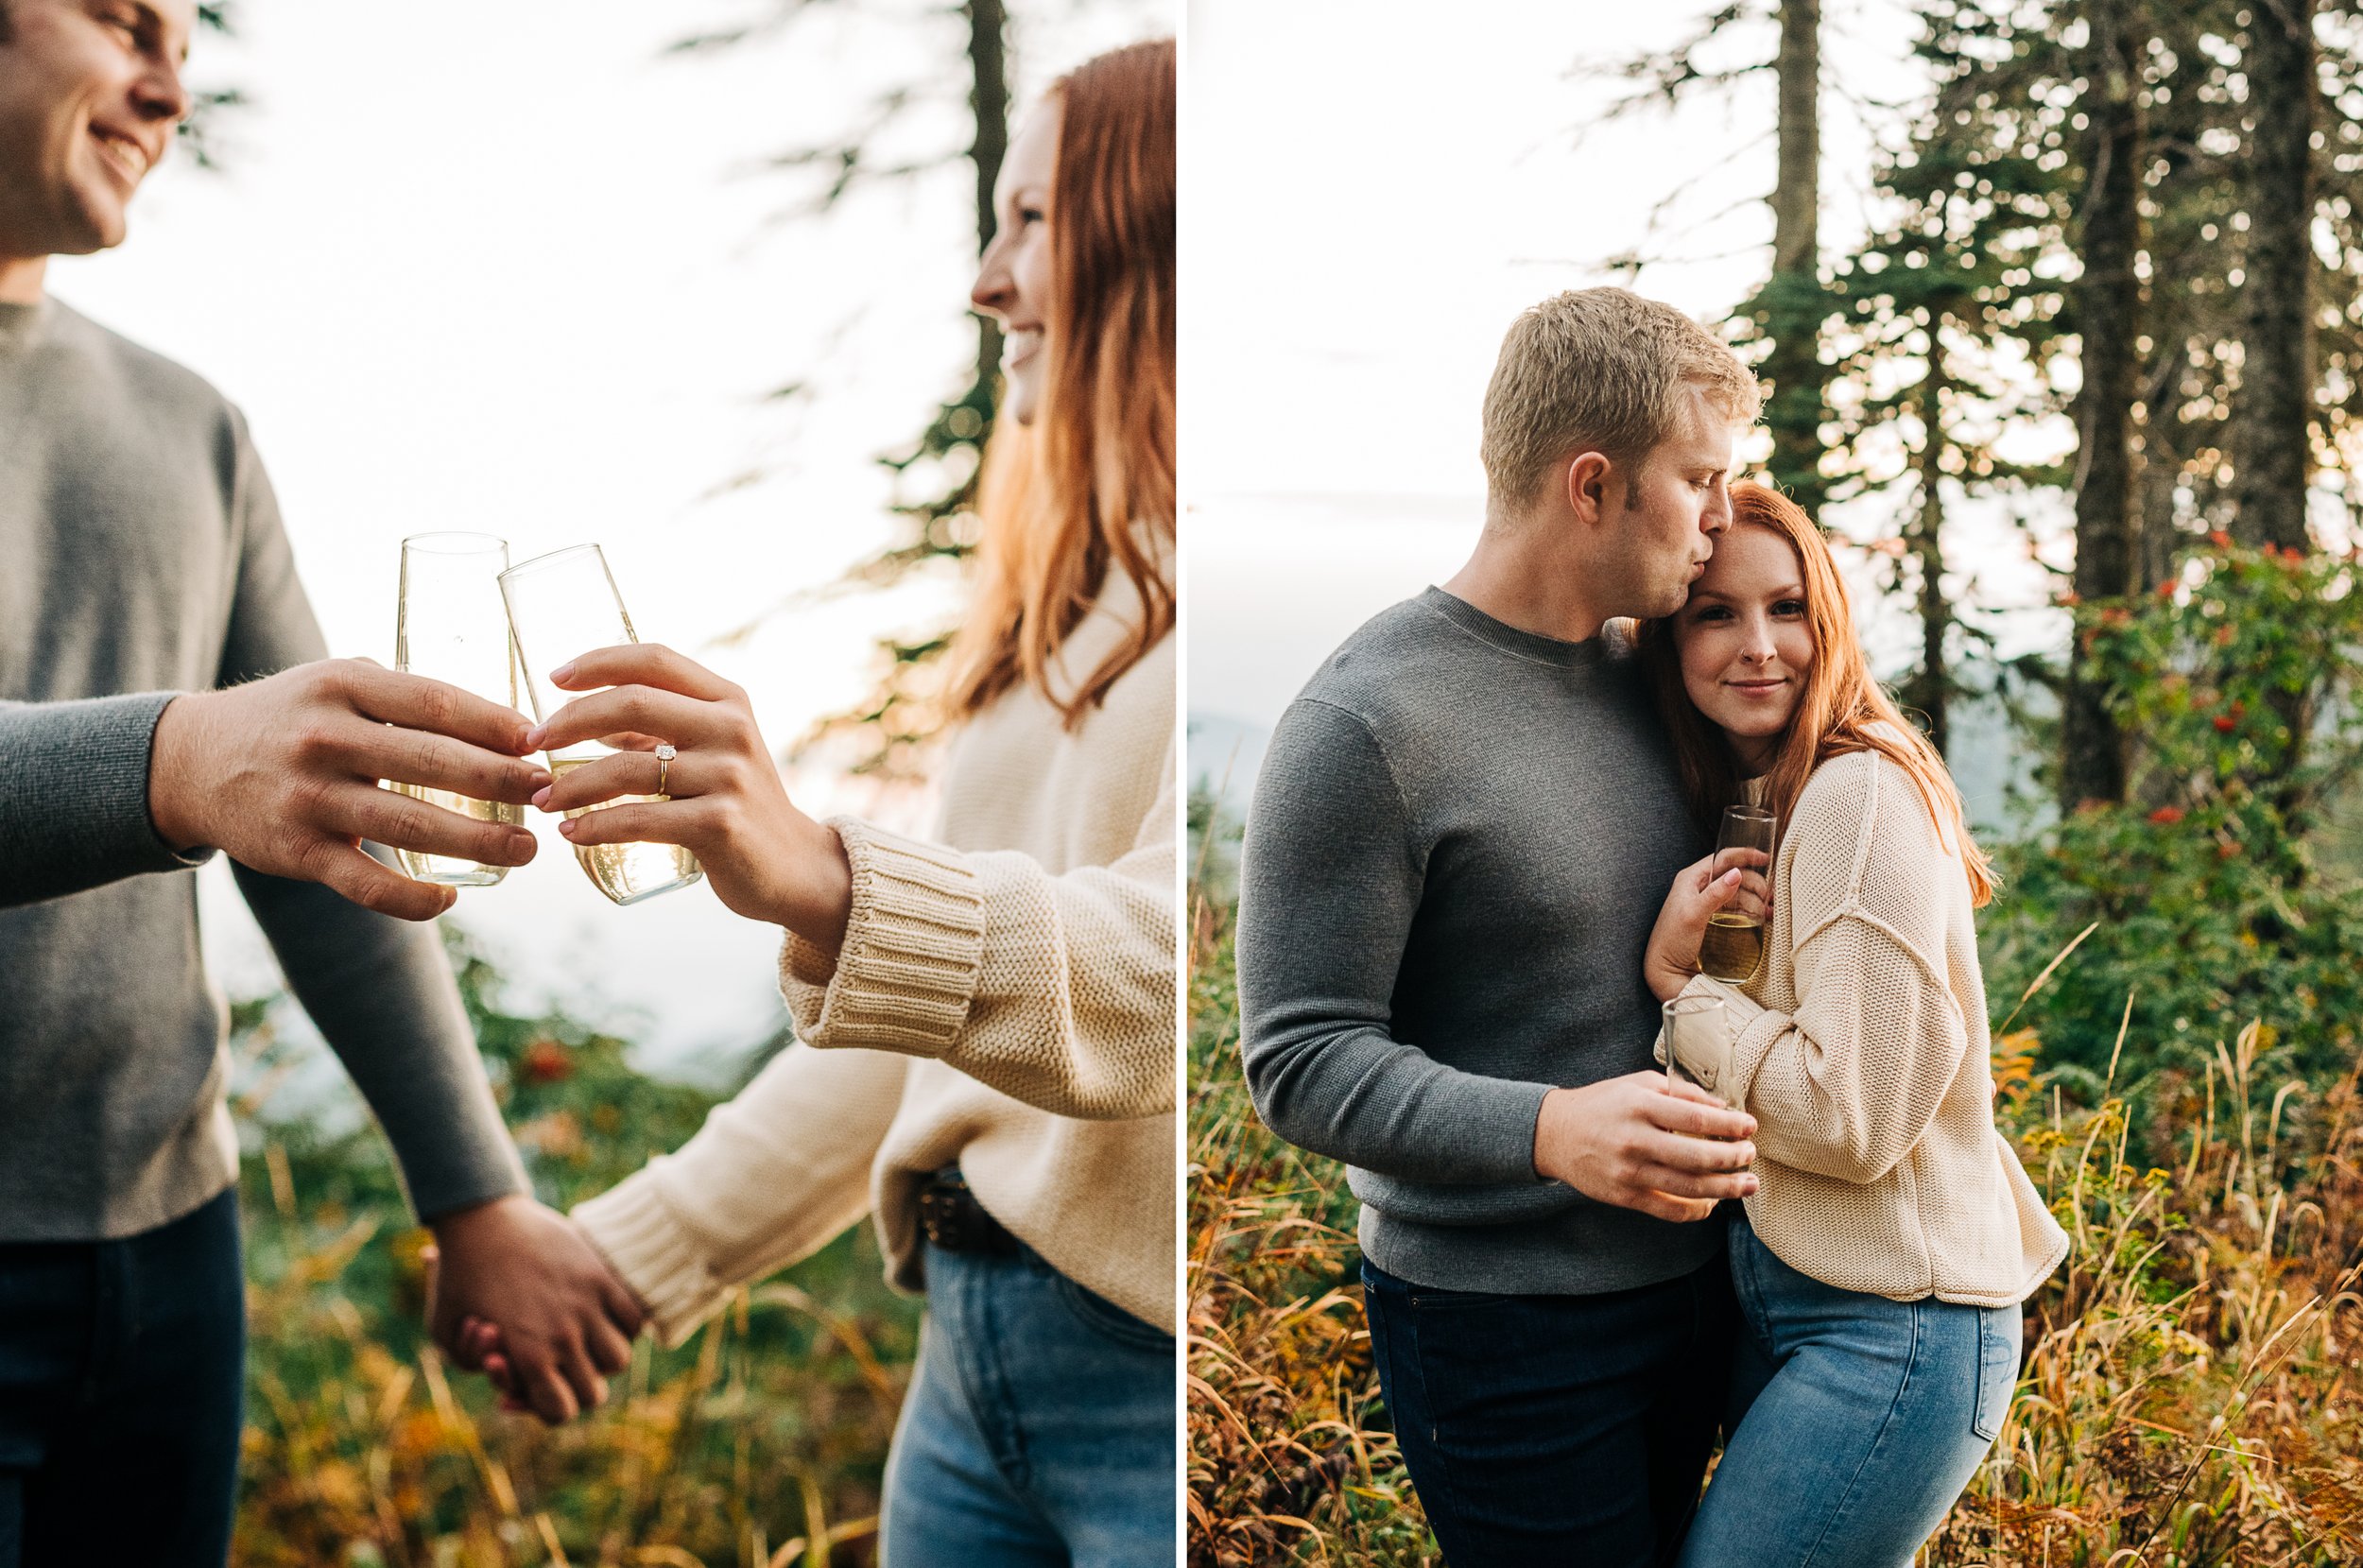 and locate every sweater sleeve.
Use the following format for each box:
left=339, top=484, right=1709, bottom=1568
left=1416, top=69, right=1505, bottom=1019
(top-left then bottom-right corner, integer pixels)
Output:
left=0, top=693, right=212, bottom=906
left=242, top=861, right=529, bottom=1219
left=570, top=1043, right=909, bottom=1345
left=1671, top=758, right=1972, bottom=1185
left=770, top=735, right=1177, bottom=1123
left=1235, top=698, right=1554, bottom=1186
left=226, top=411, right=526, bottom=1222
left=0, top=402, right=308, bottom=910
